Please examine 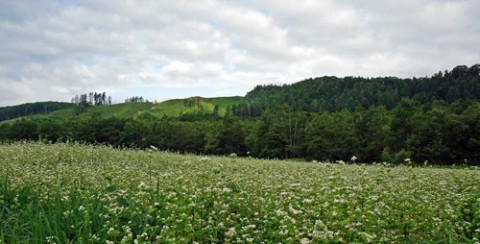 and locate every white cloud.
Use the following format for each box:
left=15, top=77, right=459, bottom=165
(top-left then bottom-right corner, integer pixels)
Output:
left=0, top=0, right=479, bottom=106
